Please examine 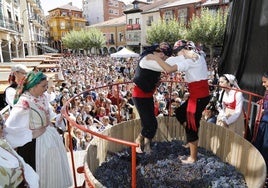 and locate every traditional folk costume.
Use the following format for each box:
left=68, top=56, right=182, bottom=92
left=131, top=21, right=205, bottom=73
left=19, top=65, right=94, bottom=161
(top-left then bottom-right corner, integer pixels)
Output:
left=166, top=53, right=210, bottom=142
left=217, top=89, right=245, bottom=137
left=132, top=43, right=172, bottom=153
left=133, top=61, right=161, bottom=139
left=0, top=138, right=39, bottom=188
left=4, top=72, right=72, bottom=188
